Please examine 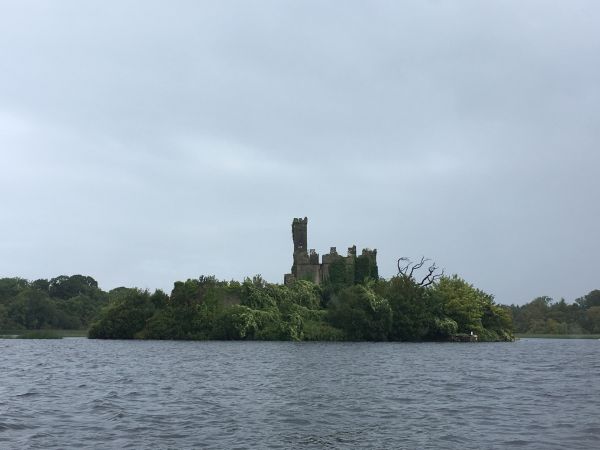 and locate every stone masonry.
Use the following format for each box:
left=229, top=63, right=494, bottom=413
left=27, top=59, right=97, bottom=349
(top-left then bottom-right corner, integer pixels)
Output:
left=284, top=217, right=377, bottom=285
